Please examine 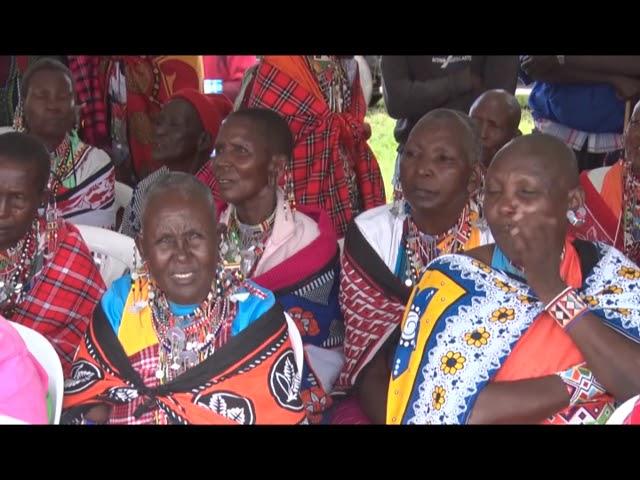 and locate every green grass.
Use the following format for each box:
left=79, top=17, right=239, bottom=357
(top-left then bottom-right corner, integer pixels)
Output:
left=366, top=95, right=534, bottom=201
left=366, top=102, right=399, bottom=201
